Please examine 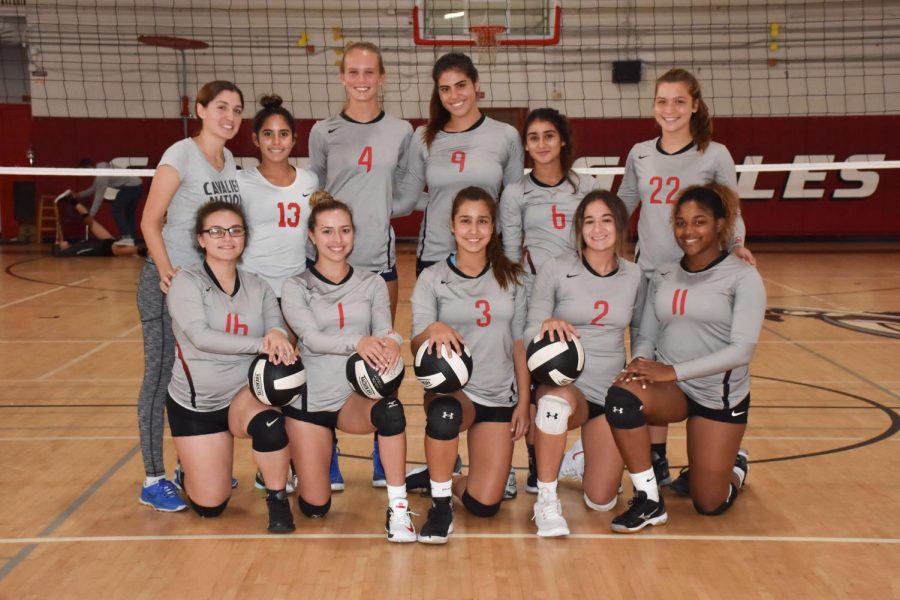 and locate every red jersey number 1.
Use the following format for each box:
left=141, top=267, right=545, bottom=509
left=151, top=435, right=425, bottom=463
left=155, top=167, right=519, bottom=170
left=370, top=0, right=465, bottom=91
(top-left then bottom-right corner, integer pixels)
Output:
left=358, top=146, right=373, bottom=173
left=451, top=151, right=466, bottom=173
